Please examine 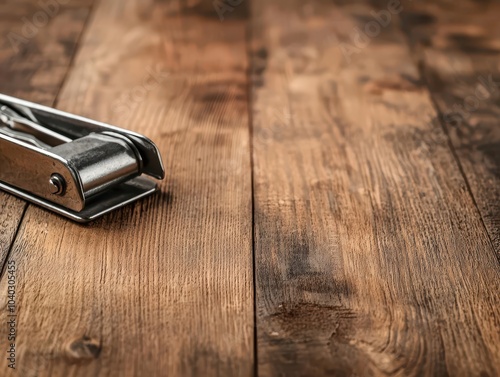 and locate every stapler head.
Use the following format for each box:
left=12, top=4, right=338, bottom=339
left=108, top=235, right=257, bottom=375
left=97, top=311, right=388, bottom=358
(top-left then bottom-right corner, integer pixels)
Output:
left=0, top=94, right=165, bottom=223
